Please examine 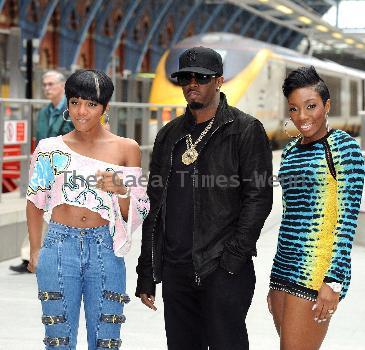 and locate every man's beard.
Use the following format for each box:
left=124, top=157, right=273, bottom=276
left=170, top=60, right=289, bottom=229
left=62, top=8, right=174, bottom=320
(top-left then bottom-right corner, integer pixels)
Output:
left=188, top=101, right=204, bottom=110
